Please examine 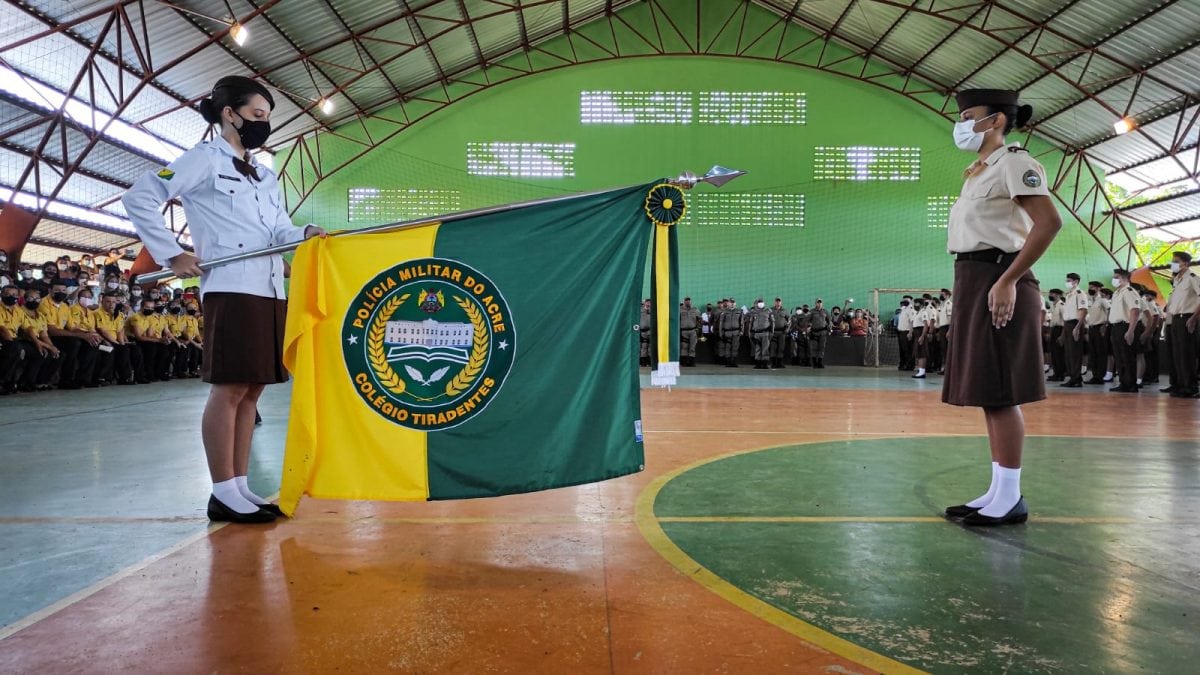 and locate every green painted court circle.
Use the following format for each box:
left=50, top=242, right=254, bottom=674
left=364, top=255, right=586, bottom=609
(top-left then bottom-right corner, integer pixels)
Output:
left=649, top=436, right=1200, bottom=673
